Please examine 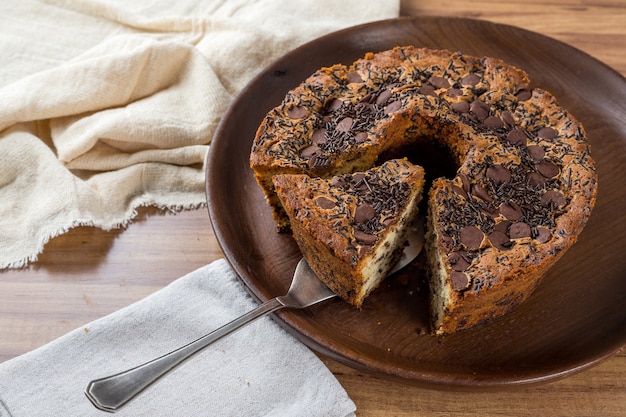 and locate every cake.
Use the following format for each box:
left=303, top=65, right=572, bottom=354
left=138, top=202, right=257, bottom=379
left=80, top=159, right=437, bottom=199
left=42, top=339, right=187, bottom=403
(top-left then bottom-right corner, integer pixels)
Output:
left=250, top=46, right=598, bottom=334
left=273, top=159, right=425, bottom=307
